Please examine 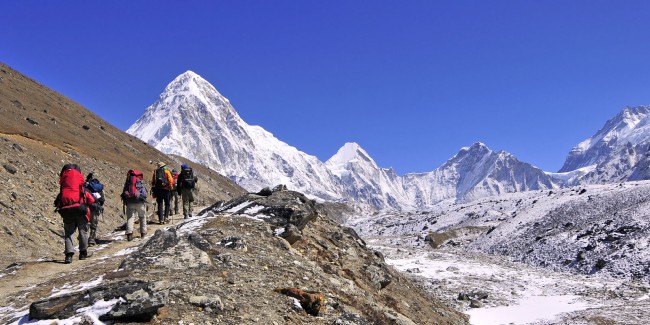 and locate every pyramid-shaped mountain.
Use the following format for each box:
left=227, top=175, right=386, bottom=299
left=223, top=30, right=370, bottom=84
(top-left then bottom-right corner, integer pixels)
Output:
left=129, top=72, right=645, bottom=210
left=127, top=71, right=344, bottom=201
